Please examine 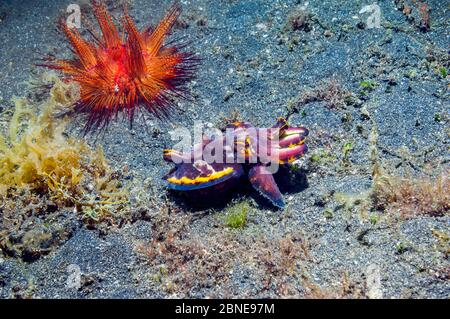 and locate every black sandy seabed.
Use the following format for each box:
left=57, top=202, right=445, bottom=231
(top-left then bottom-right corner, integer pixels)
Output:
left=0, top=0, right=448, bottom=298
